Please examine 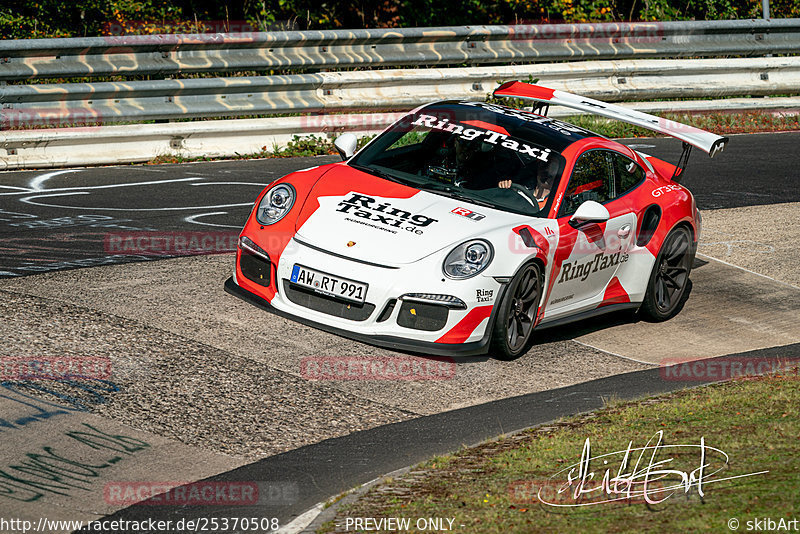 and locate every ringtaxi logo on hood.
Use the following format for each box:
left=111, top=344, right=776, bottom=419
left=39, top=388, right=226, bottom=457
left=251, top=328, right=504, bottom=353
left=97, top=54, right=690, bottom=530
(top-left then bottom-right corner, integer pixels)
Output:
left=336, top=193, right=438, bottom=235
